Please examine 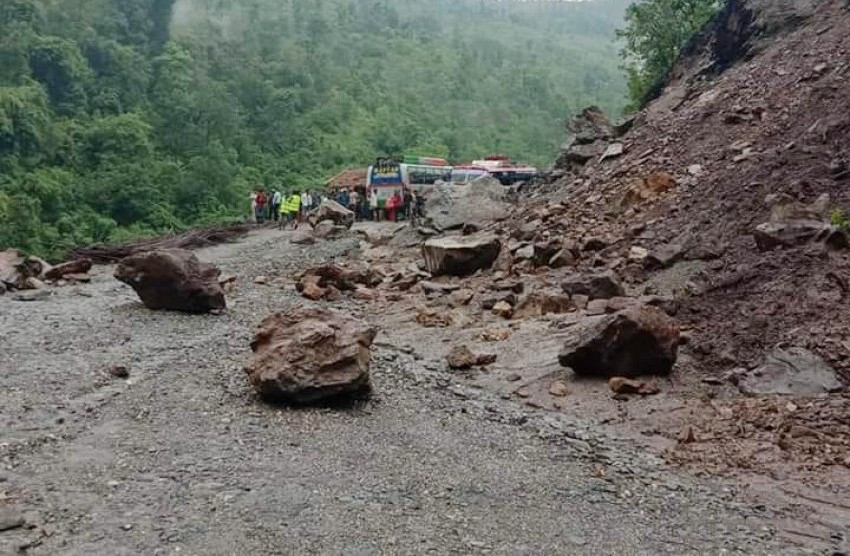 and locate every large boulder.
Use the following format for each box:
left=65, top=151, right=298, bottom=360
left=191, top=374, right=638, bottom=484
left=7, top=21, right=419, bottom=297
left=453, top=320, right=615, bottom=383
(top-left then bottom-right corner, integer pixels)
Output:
left=422, top=234, right=501, bottom=277
left=245, top=307, right=377, bottom=404
left=313, top=220, right=349, bottom=239
left=562, top=271, right=625, bottom=300
left=738, top=347, right=842, bottom=396
left=114, top=249, right=226, bottom=313
left=423, top=177, right=510, bottom=232
left=558, top=306, right=680, bottom=378
left=312, top=199, right=355, bottom=229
